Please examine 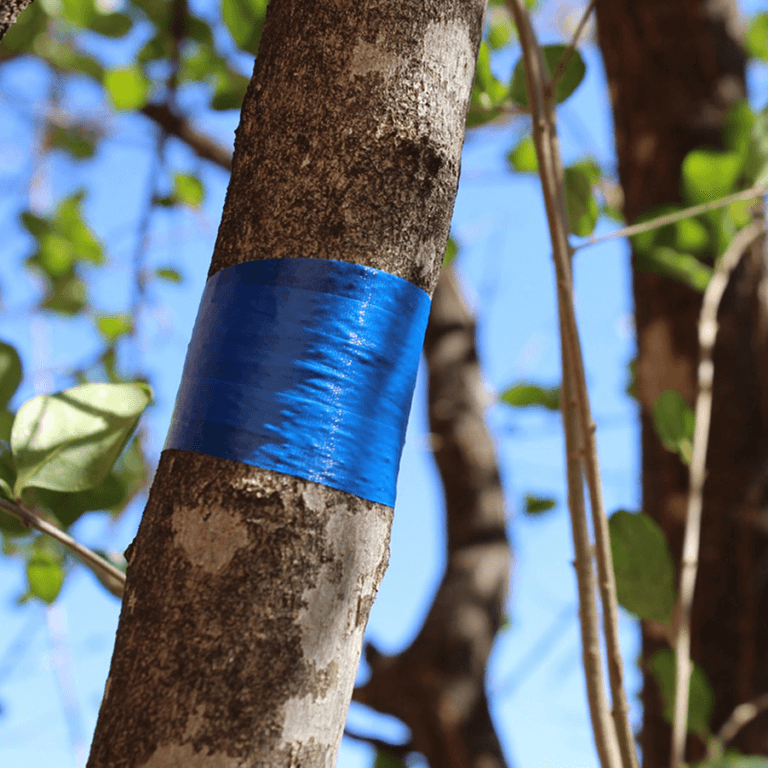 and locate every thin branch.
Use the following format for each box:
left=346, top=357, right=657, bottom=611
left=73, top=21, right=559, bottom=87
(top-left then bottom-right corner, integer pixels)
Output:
left=550, top=0, right=597, bottom=91
left=140, top=103, right=233, bottom=172
left=670, top=219, right=767, bottom=768
left=343, top=728, right=412, bottom=760
left=707, top=691, right=768, bottom=759
left=576, top=183, right=767, bottom=252
left=0, top=496, right=126, bottom=598
left=505, top=4, right=634, bottom=768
